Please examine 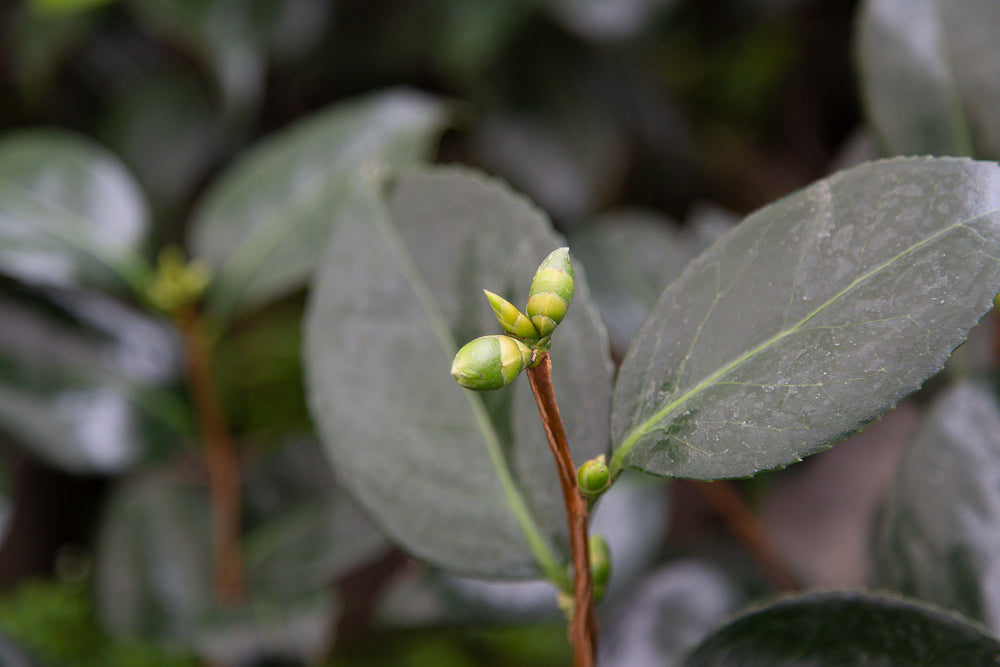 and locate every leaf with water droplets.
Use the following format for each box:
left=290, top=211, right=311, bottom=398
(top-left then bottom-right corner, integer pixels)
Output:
left=611, top=157, right=1000, bottom=480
